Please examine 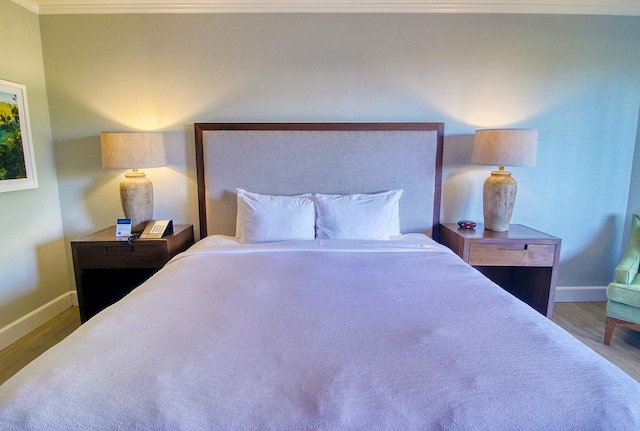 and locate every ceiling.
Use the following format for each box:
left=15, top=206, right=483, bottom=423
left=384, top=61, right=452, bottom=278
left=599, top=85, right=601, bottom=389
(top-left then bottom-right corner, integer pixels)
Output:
left=12, top=0, right=640, bottom=15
